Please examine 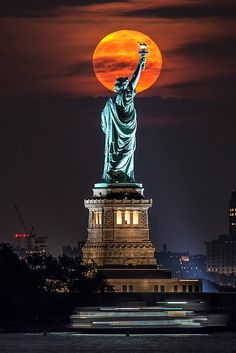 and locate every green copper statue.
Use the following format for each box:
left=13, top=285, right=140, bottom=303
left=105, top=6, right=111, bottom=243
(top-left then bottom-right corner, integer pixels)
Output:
left=102, top=43, right=148, bottom=183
